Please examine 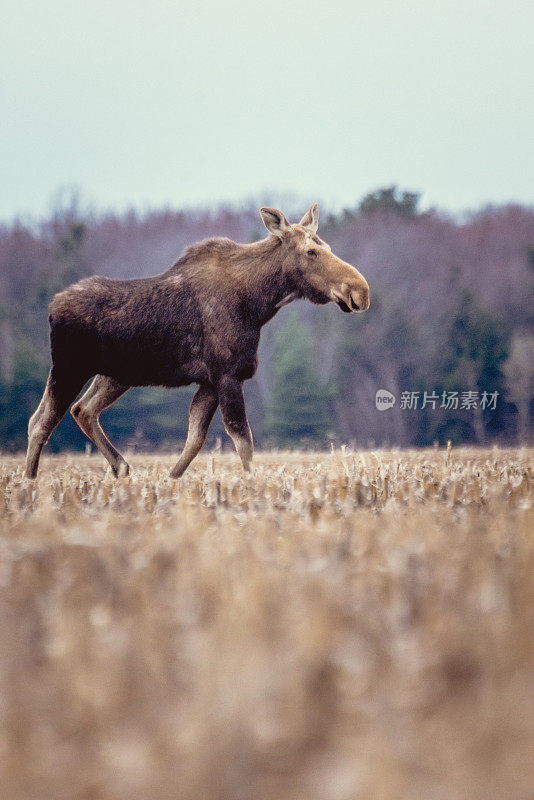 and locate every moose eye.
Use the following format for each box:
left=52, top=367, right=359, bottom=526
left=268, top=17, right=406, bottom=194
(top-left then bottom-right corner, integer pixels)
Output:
left=307, top=249, right=318, bottom=258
